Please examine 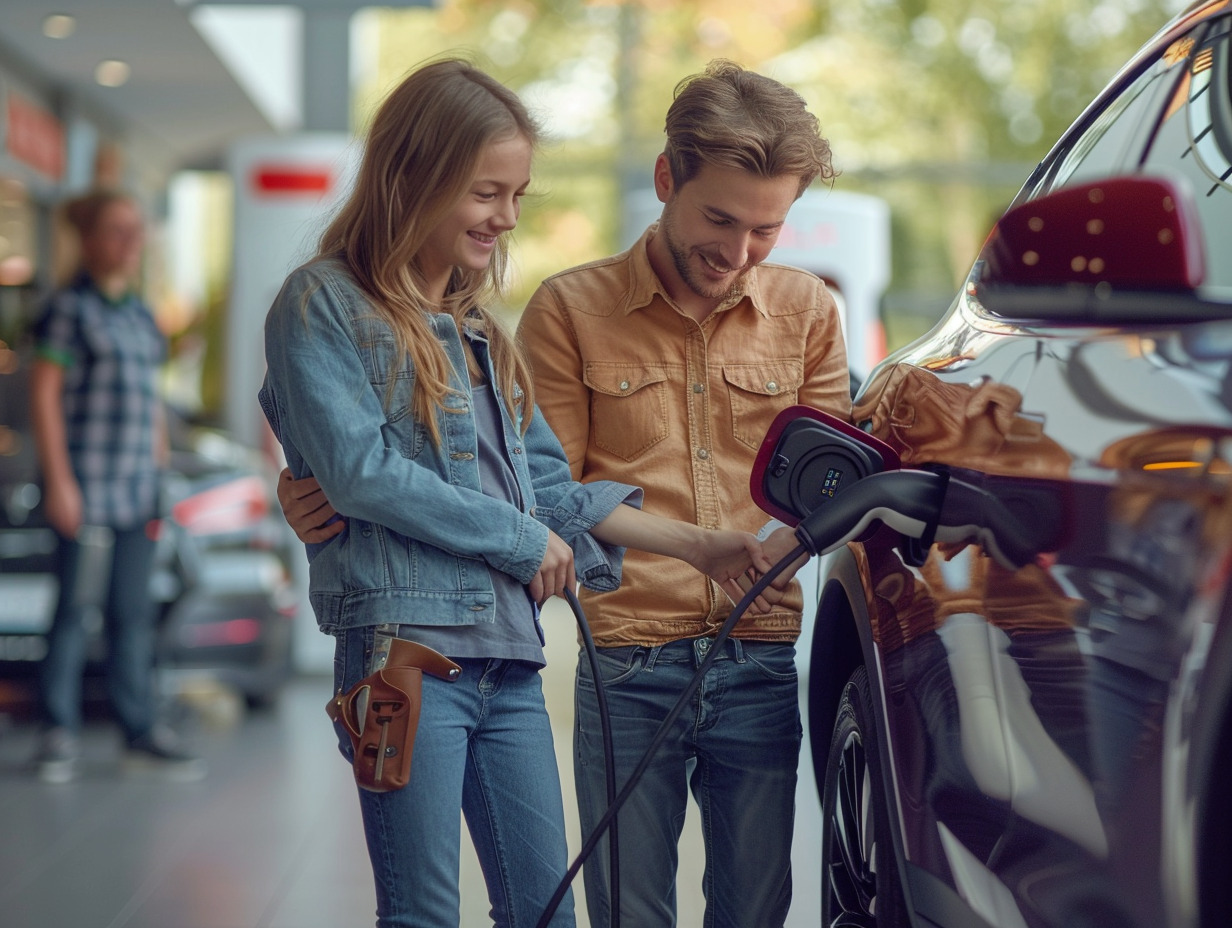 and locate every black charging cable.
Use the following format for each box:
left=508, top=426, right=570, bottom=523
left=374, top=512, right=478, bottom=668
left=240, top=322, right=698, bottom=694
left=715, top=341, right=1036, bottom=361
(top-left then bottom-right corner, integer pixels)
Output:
left=563, top=586, right=619, bottom=927
left=536, top=546, right=805, bottom=928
